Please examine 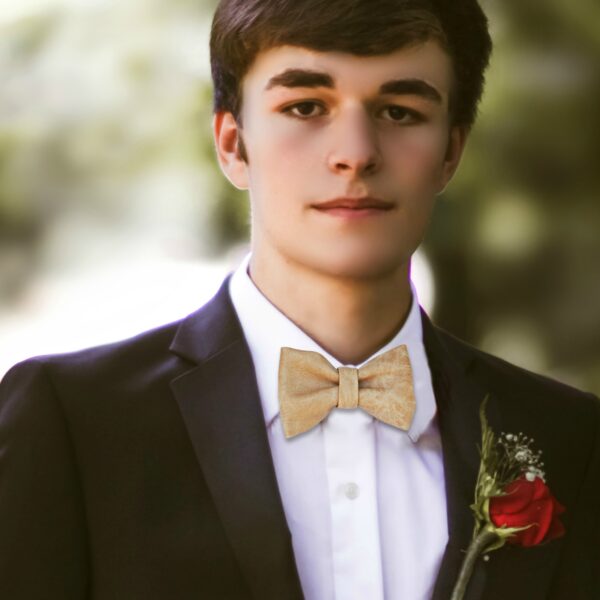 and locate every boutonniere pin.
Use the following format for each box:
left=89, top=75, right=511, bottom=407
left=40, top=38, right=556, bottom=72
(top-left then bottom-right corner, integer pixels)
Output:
left=450, top=395, right=566, bottom=600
